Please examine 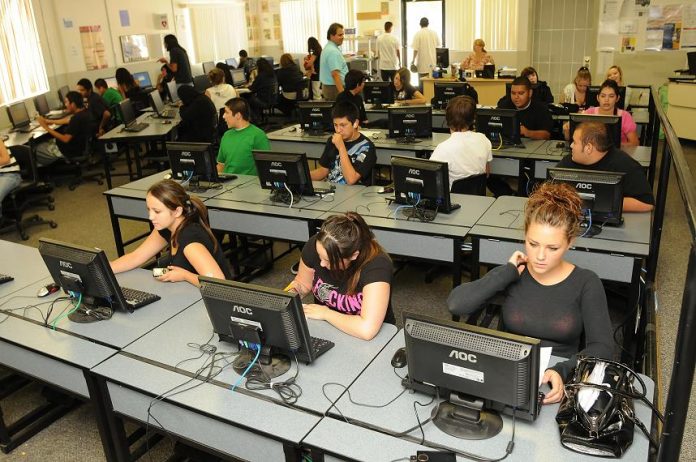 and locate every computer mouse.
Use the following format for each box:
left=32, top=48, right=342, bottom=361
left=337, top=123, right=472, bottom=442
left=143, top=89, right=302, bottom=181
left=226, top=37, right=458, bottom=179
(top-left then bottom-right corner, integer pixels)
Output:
left=163, top=173, right=172, bottom=180
left=391, top=347, right=407, bottom=368
left=378, top=186, right=394, bottom=194
left=555, top=141, right=566, bottom=149
left=162, top=120, right=172, bottom=125
left=289, top=126, right=297, bottom=132
left=37, top=283, right=60, bottom=298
